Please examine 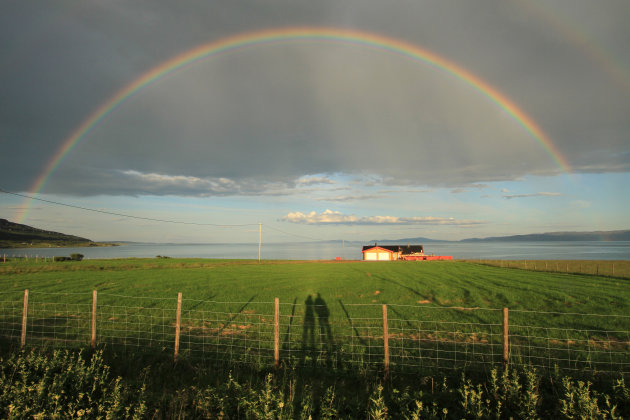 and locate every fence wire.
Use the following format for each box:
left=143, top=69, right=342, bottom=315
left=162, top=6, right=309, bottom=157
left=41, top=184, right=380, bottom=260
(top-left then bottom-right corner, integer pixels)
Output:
left=0, top=291, right=628, bottom=376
